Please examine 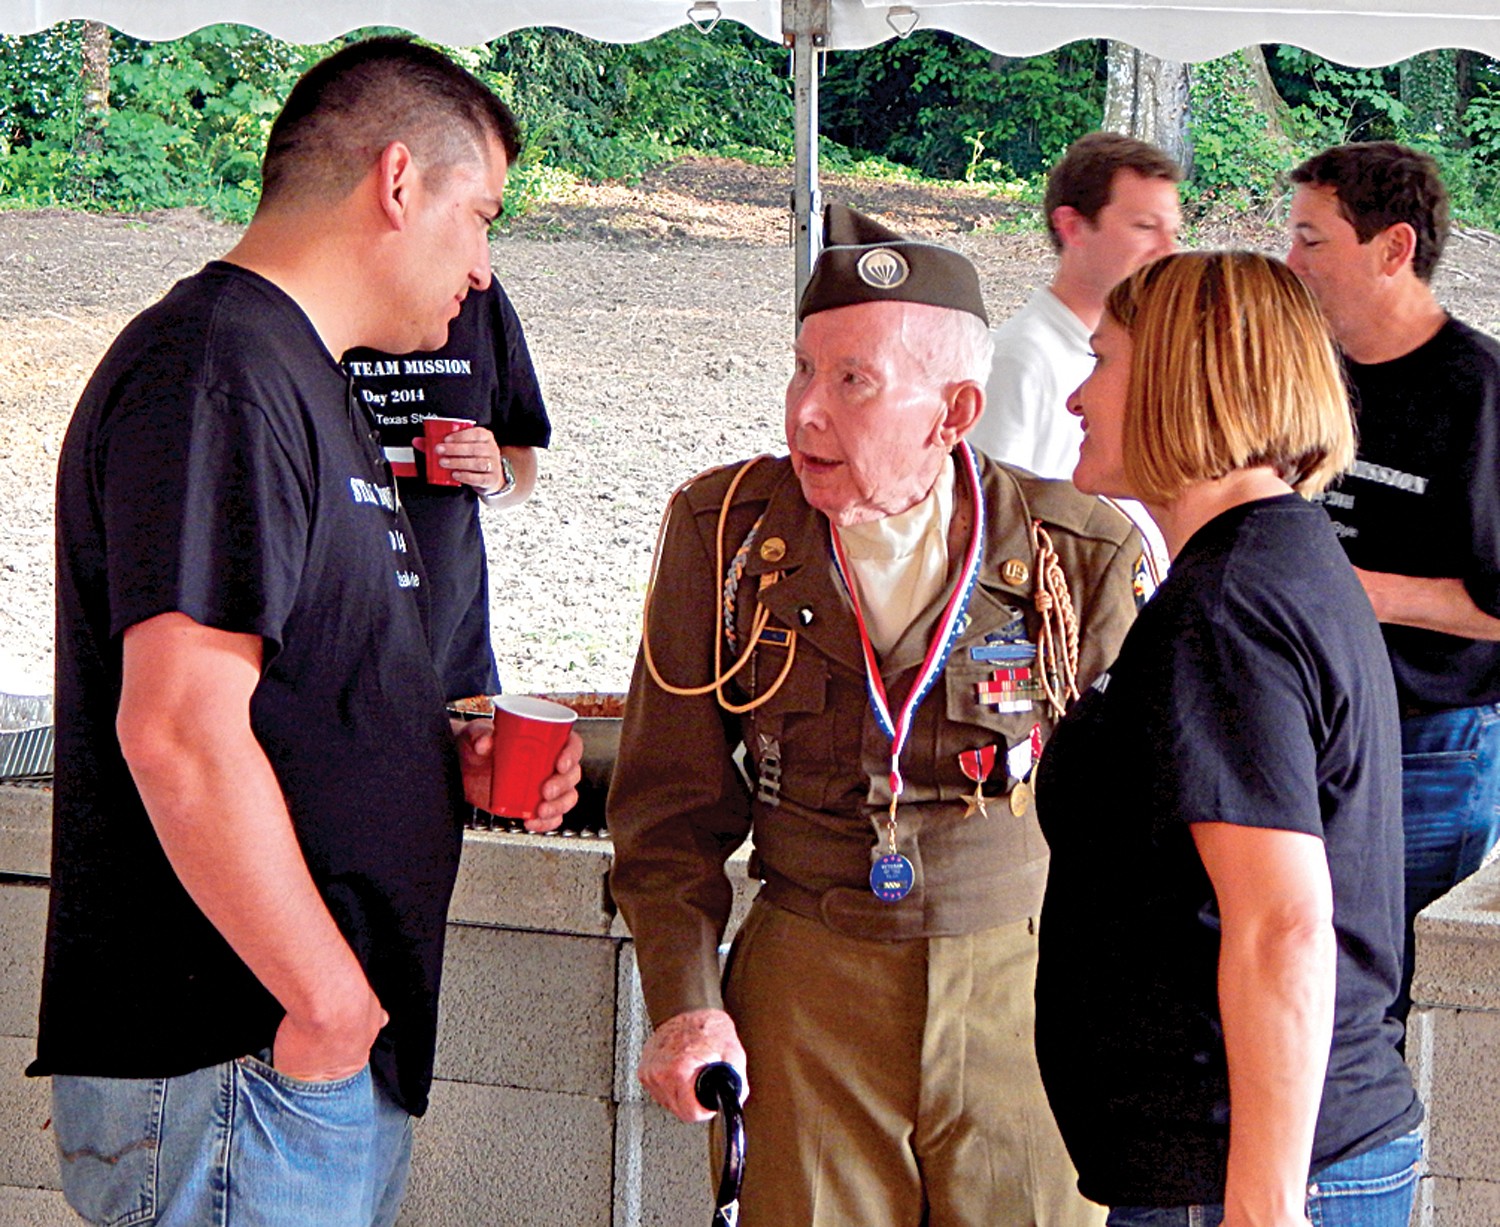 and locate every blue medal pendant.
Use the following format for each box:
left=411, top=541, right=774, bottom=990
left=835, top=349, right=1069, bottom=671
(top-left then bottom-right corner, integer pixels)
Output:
left=870, top=852, right=915, bottom=903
